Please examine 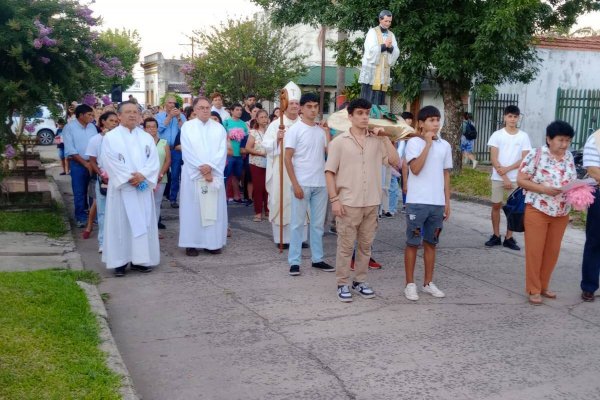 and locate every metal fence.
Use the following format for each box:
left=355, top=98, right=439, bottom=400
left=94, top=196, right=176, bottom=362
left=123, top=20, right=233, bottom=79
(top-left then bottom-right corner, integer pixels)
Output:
left=471, top=93, right=519, bottom=162
left=555, top=88, right=600, bottom=149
